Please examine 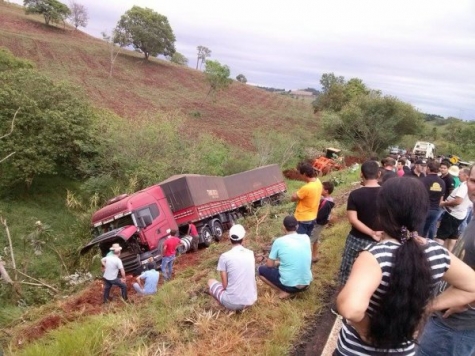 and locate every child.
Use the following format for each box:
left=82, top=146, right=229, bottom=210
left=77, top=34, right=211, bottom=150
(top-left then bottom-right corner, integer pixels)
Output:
left=161, top=230, right=182, bottom=281
left=310, top=181, right=335, bottom=262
